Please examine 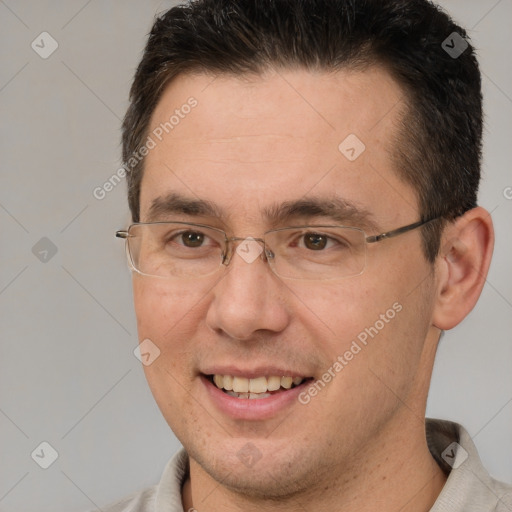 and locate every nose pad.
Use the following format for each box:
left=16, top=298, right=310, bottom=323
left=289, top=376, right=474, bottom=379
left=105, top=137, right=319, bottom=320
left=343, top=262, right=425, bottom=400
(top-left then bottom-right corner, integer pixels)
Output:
left=235, top=237, right=265, bottom=265
left=222, top=237, right=268, bottom=267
